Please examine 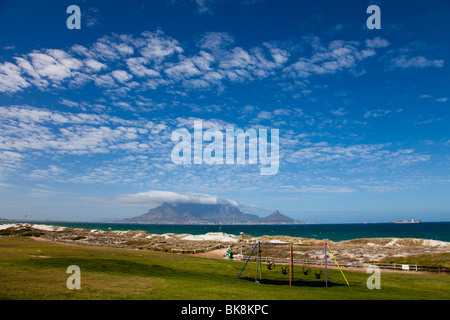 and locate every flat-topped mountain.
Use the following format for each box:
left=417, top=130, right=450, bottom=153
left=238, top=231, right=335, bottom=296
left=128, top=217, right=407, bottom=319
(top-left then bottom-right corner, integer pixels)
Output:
left=123, top=203, right=302, bottom=225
